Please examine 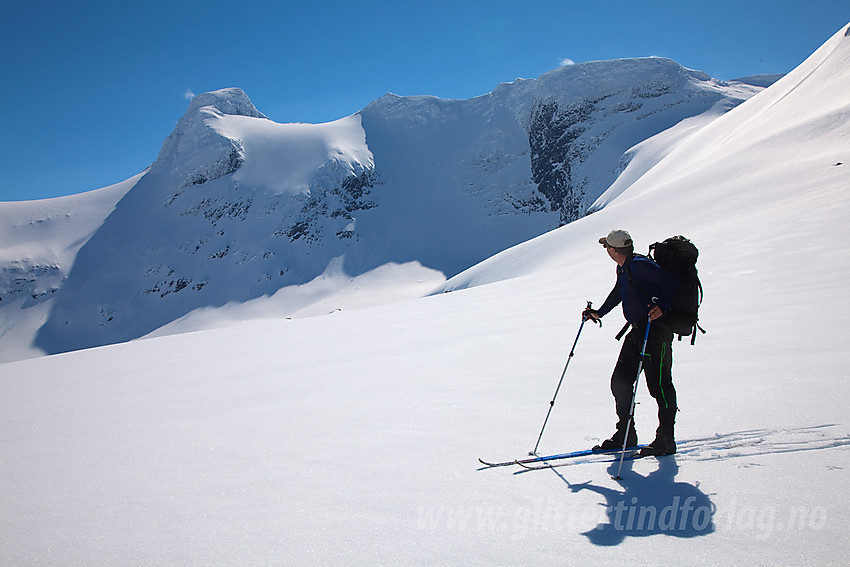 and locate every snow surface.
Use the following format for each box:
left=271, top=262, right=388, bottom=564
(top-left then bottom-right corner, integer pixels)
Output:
left=2, top=22, right=850, bottom=566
